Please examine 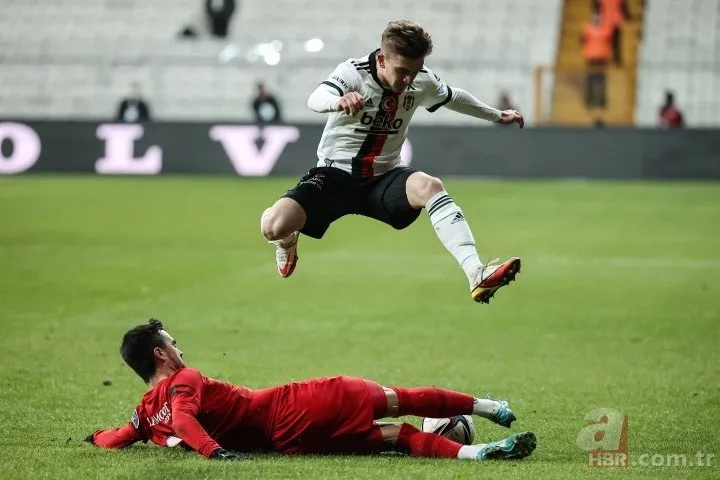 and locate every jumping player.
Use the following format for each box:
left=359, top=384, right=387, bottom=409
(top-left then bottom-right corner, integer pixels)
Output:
left=86, top=319, right=537, bottom=461
left=260, top=20, right=525, bottom=304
